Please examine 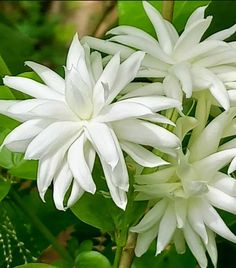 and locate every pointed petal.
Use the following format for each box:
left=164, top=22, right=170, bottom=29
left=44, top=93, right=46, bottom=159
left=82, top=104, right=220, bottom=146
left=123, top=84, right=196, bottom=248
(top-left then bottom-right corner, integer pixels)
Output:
left=174, top=198, right=187, bottom=228
left=188, top=199, right=208, bottom=244
left=90, top=51, right=103, bottom=81
left=82, top=36, right=135, bottom=58
left=211, top=172, right=236, bottom=197
left=120, top=96, right=181, bottom=112
left=156, top=202, right=177, bottom=254
left=206, top=186, right=236, bottom=214
left=205, top=228, right=217, bottom=267
left=85, top=122, right=119, bottom=169
left=171, top=62, right=192, bottom=98
left=121, top=141, right=168, bottom=167
left=25, top=121, right=81, bottom=159
left=131, top=199, right=168, bottom=233
left=96, top=102, right=153, bottom=123
left=135, top=224, right=158, bottom=257
left=183, top=221, right=208, bottom=268
left=68, top=134, right=96, bottom=194
left=163, top=75, right=183, bottom=103
left=25, top=61, right=65, bottom=93
left=201, top=200, right=236, bottom=242
left=185, top=6, right=208, bottom=28
left=65, top=67, right=93, bottom=119
left=67, top=180, right=85, bottom=207
left=53, top=162, right=73, bottom=210
left=206, top=24, right=236, bottom=41
left=107, top=51, right=145, bottom=104
left=143, top=1, right=173, bottom=54
left=3, top=119, right=51, bottom=152
left=173, top=229, right=186, bottom=254
left=3, top=76, right=63, bottom=101
left=112, top=119, right=180, bottom=149
left=174, top=17, right=212, bottom=58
